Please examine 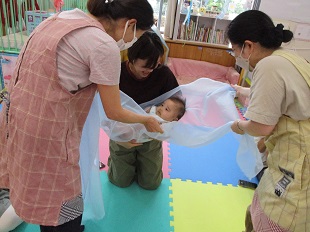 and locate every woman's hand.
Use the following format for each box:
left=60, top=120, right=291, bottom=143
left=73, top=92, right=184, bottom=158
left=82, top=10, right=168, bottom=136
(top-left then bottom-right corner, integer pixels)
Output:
left=144, top=116, right=164, bottom=133
left=231, top=84, right=250, bottom=98
left=257, top=137, right=267, bottom=153
left=231, top=120, right=245, bottom=135
left=98, top=85, right=165, bottom=133
left=231, top=119, right=275, bottom=137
